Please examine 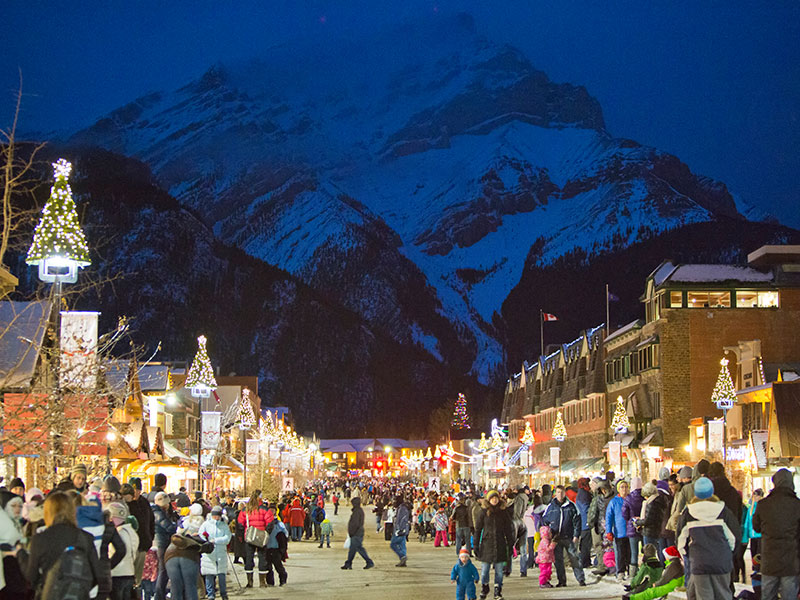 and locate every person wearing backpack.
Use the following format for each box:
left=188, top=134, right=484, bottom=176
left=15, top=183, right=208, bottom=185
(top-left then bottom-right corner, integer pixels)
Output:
left=77, top=494, right=125, bottom=600
left=21, top=491, right=101, bottom=600
left=104, top=502, right=138, bottom=600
